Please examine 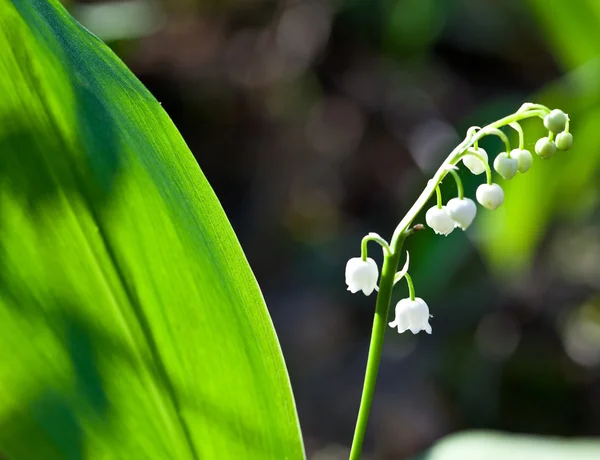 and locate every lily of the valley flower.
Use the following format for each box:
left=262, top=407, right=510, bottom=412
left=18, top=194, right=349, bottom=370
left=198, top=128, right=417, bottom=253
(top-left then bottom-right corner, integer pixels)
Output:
left=388, top=297, right=432, bottom=334
left=544, top=109, right=568, bottom=133
left=493, top=152, right=518, bottom=179
left=446, top=197, right=477, bottom=230
left=476, top=183, right=504, bottom=210
left=345, top=257, right=379, bottom=296
left=462, top=147, right=488, bottom=175
left=425, top=206, right=455, bottom=236
left=556, top=132, right=573, bottom=151
left=535, top=137, right=557, bottom=159
left=511, top=148, right=533, bottom=173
